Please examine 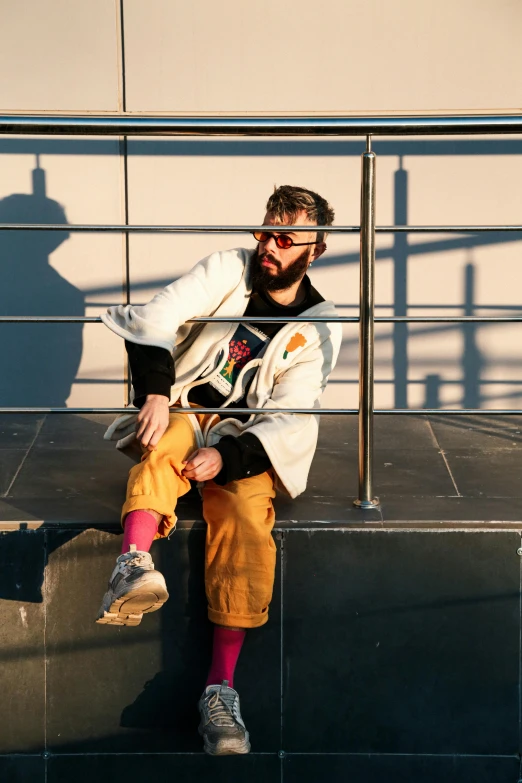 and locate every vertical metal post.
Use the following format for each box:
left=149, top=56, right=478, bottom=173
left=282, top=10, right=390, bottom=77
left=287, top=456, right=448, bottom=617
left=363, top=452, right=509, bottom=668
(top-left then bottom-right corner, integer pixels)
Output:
left=354, top=136, right=380, bottom=509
